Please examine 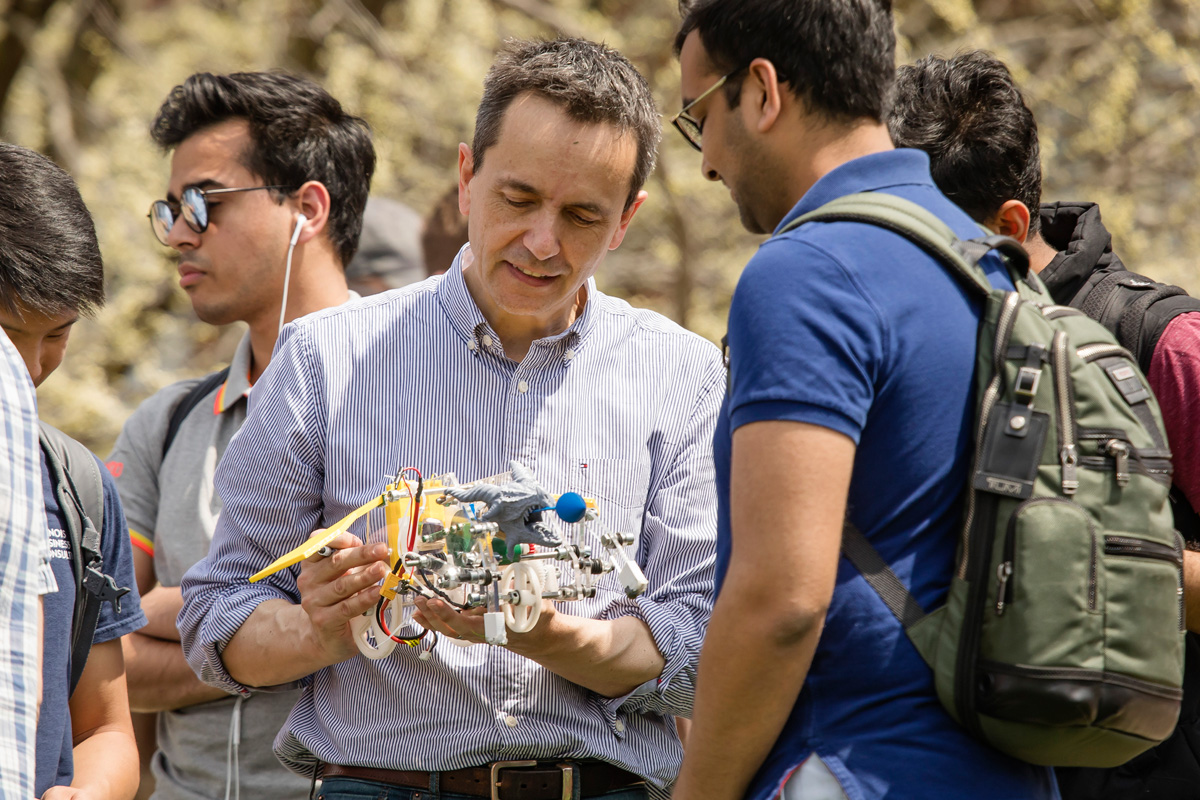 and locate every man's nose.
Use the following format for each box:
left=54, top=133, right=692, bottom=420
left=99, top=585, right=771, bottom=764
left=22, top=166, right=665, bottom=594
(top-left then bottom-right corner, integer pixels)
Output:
left=701, top=154, right=721, bottom=183
left=166, top=211, right=201, bottom=250
left=523, top=211, right=561, bottom=262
